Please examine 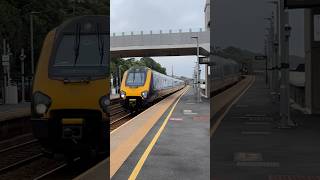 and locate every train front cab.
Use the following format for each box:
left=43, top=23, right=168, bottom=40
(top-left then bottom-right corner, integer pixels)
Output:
left=120, top=67, right=153, bottom=110
left=31, top=16, right=109, bottom=159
